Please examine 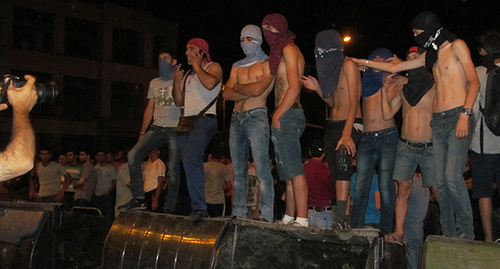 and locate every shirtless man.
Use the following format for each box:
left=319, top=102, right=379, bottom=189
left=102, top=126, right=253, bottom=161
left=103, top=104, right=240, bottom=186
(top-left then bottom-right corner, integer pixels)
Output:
left=301, top=29, right=362, bottom=231
left=381, top=47, right=436, bottom=267
left=261, top=13, right=307, bottom=226
left=223, top=24, right=275, bottom=223
left=352, top=11, right=479, bottom=239
left=351, top=48, right=399, bottom=235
